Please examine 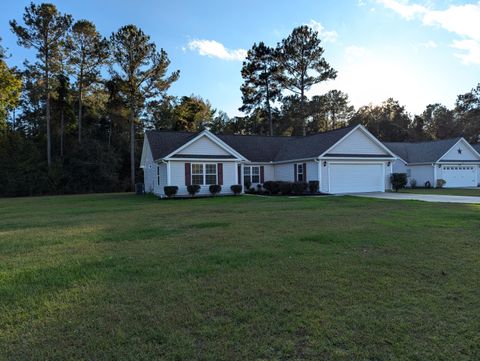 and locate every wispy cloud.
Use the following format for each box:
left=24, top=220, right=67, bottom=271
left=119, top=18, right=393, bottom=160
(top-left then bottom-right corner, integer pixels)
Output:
left=187, top=39, right=247, bottom=61
left=420, top=40, right=437, bottom=49
left=377, top=0, right=480, bottom=64
left=306, top=20, right=338, bottom=42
